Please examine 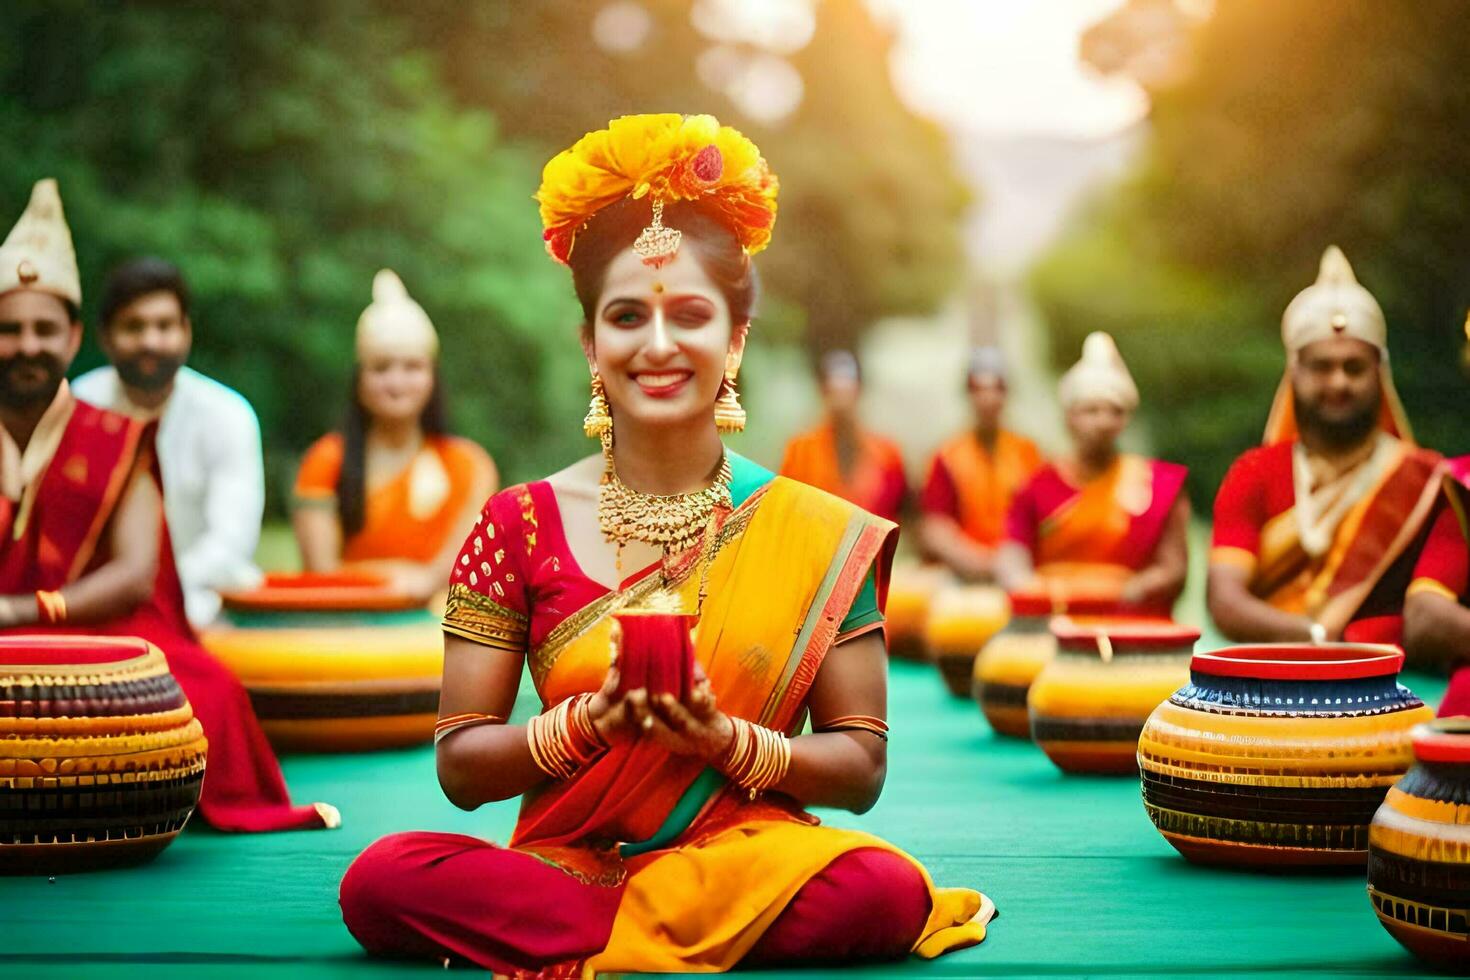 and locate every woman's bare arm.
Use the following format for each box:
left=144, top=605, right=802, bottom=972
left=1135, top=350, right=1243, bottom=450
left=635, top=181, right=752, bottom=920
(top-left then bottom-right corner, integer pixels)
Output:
left=920, top=513, right=996, bottom=582
left=293, top=504, right=343, bottom=573
left=775, top=630, right=889, bottom=813
left=433, top=636, right=541, bottom=809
